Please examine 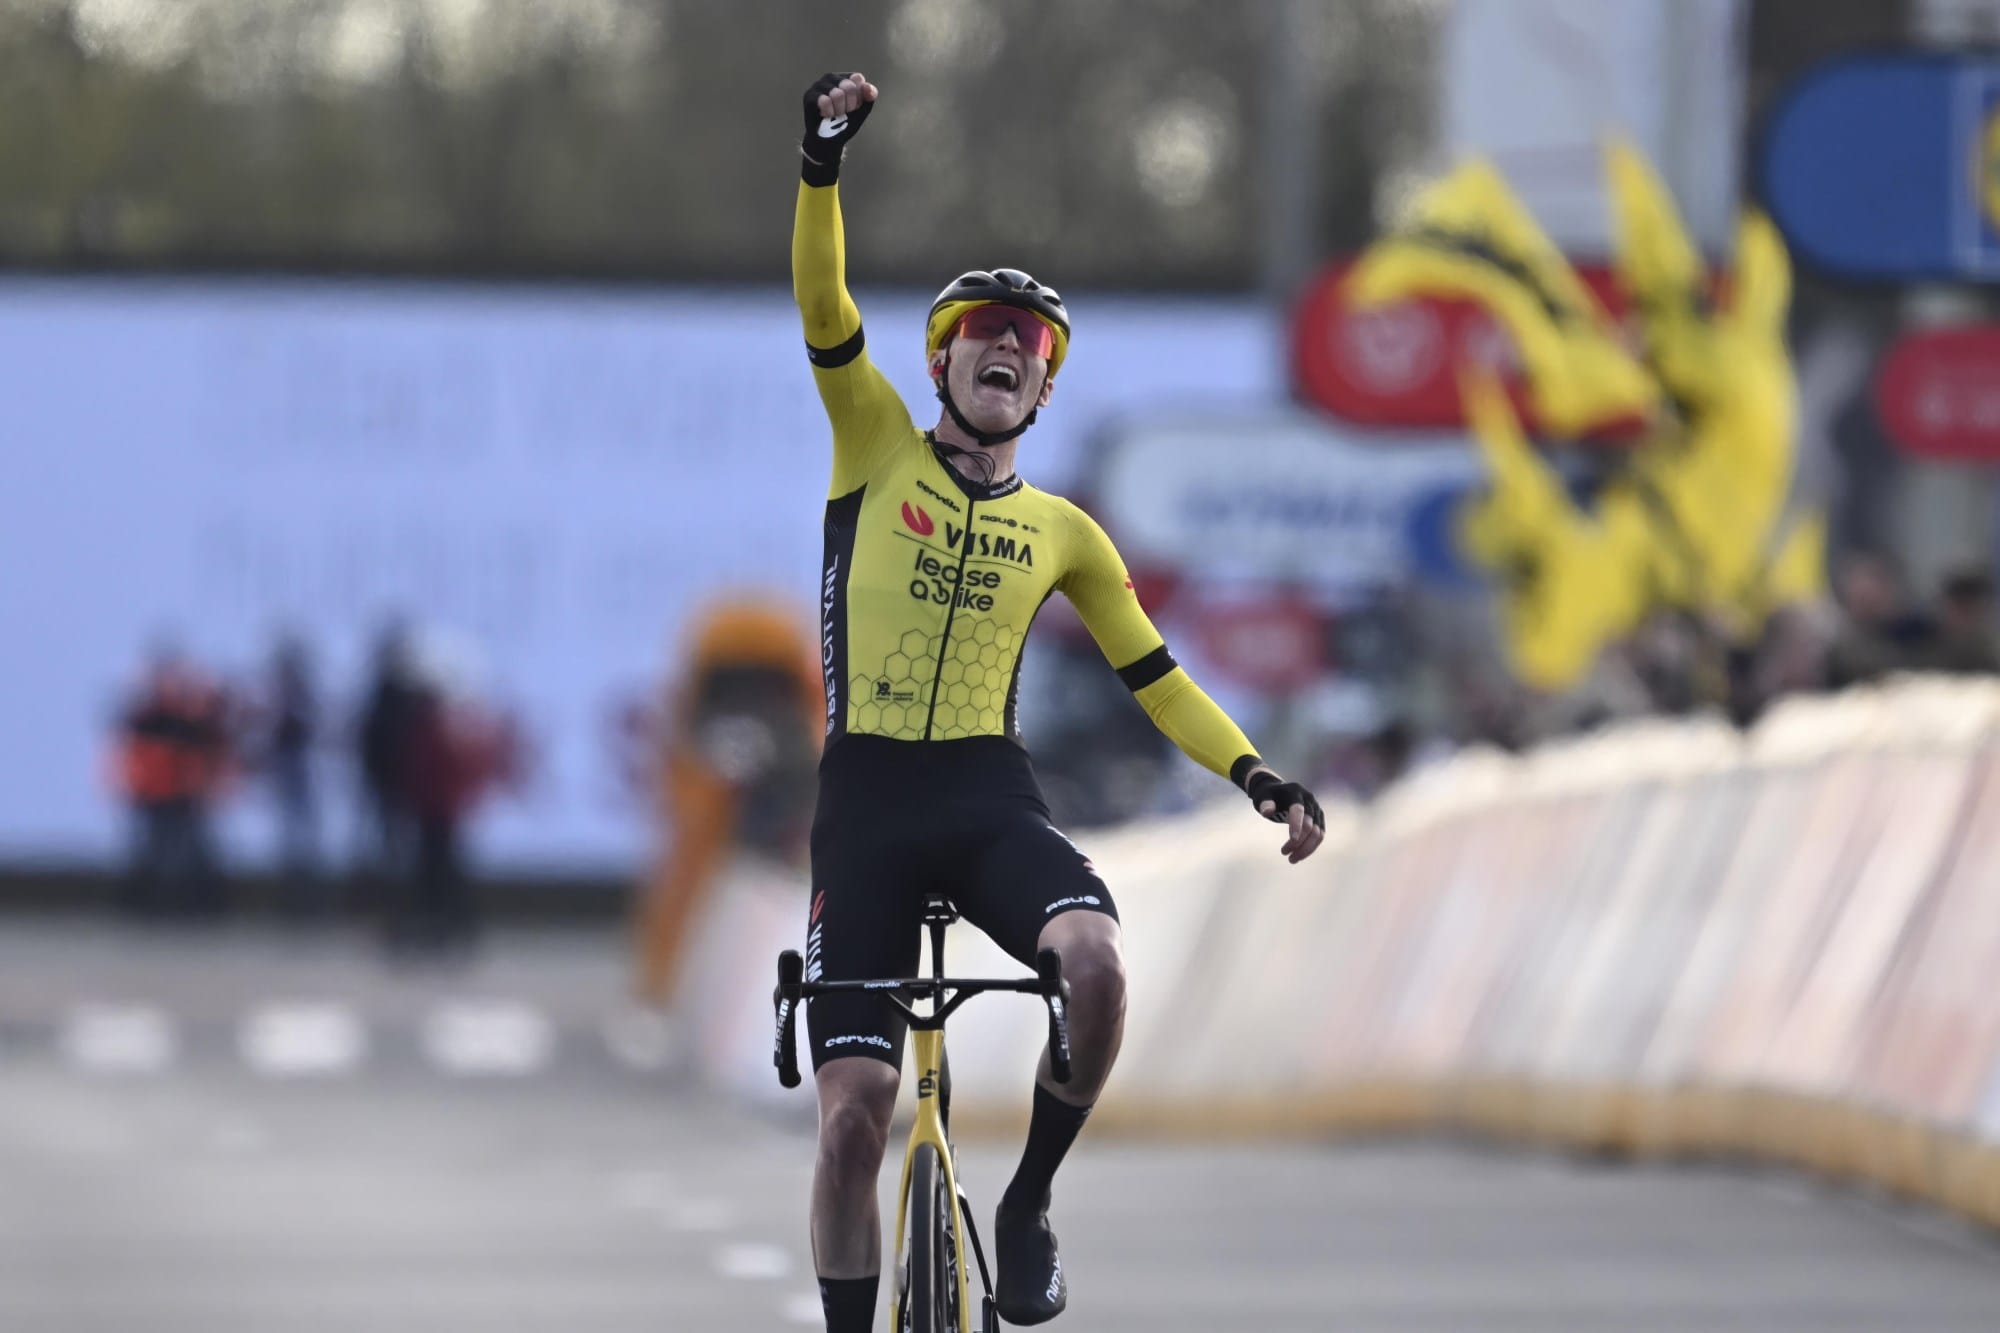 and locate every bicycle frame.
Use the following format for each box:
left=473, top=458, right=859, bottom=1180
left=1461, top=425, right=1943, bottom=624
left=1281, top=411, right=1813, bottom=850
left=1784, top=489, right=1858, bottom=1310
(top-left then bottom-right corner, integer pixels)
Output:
left=889, top=1026, right=972, bottom=1328
left=775, top=896, right=1073, bottom=1333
